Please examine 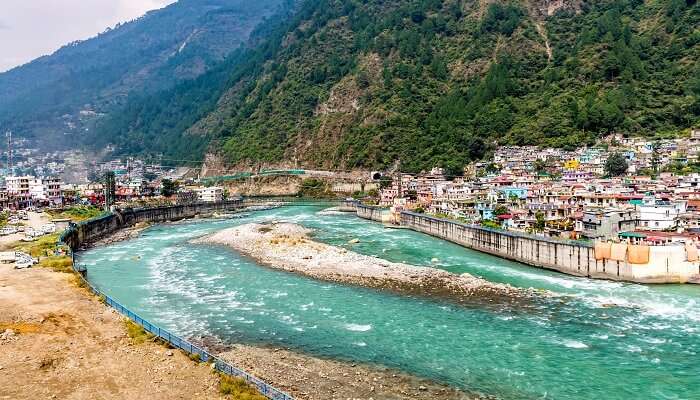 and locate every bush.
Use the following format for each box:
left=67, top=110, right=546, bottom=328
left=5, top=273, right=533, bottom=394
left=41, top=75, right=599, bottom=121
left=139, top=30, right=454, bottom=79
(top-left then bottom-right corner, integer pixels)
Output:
left=124, top=320, right=153, bottom=345
left=298, top=178, right=334, bottom=198
left=219, top=374, right=267, bottom=400
left=49, top=206, right=105, bottom=222
left=40, top=256, right=73, bottom=273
